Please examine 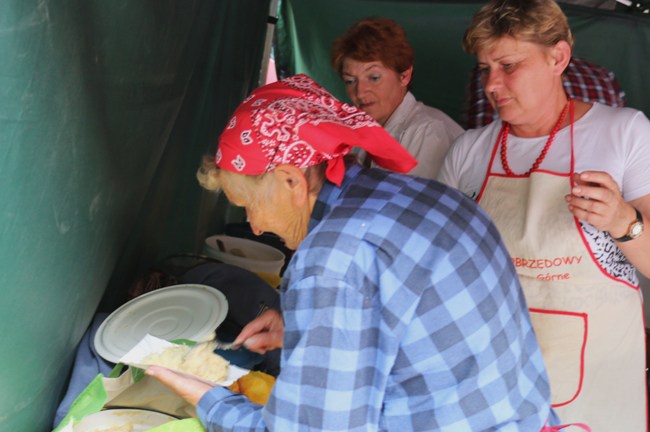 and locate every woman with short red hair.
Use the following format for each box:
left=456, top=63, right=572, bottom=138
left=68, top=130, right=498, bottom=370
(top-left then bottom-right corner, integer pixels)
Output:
left=331, top=17, right=463, bottom=179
